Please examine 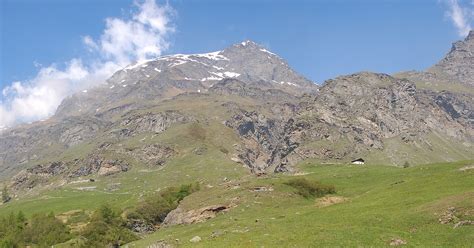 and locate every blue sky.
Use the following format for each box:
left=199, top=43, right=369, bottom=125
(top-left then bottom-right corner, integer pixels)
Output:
left=0, top=0, right=472, bottom=127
